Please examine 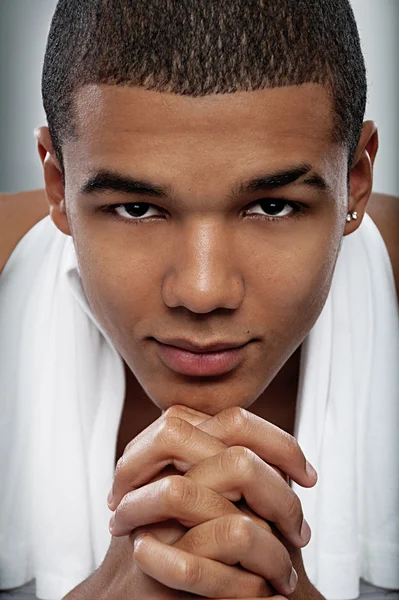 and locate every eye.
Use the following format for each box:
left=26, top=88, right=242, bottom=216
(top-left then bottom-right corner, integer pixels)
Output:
left=244, top=199, right=304, bottom=222
left=104, top=202, right=164, bottom=221
left=103, top=198, right=305, bottom=224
